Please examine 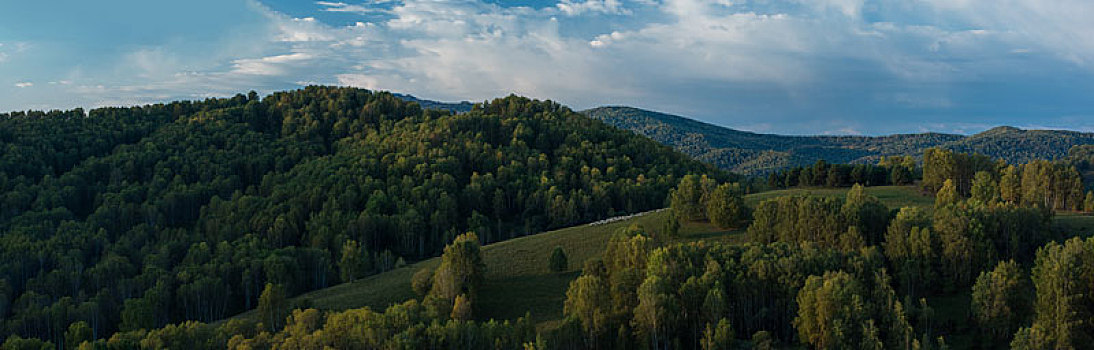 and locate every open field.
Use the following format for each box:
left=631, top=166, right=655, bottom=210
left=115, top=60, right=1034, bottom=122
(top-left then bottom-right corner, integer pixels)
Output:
left=223, top=209, right=740, bottom=324
left=745, top=185, right=934, bottom=209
